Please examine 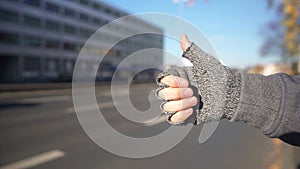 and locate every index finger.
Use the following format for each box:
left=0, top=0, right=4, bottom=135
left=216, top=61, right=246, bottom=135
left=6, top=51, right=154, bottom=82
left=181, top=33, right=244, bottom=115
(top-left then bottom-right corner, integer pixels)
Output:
left=160, top=75, right=189, bottom=88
